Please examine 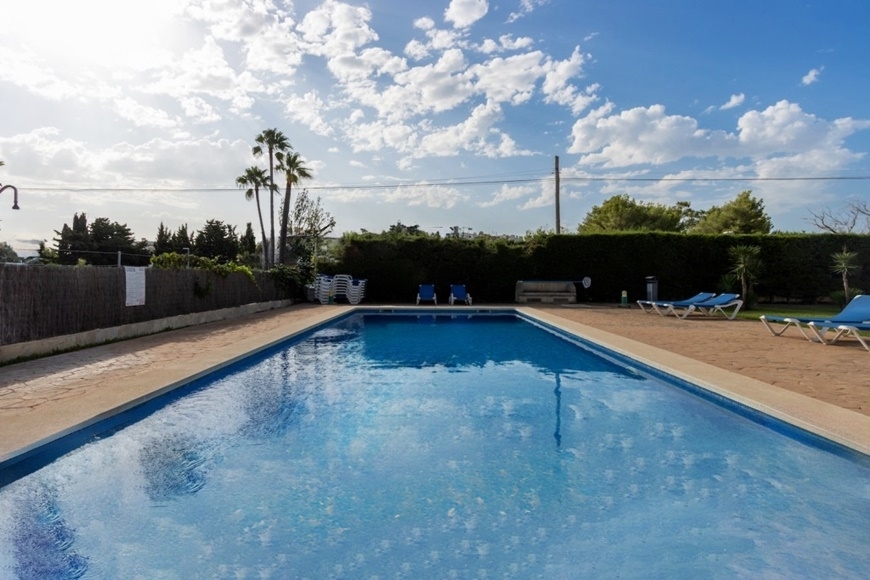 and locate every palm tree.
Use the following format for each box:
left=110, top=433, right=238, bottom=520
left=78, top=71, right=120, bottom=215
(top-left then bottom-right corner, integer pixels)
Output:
left=236, top=166, right=270, bottom=268
left=252, top=129, right=291, bottom=267
left=831, top=246, right=861, bottom=303
left=276, top=152, right=313, bottom=265
left=728, top=244, right=763, bottom=309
